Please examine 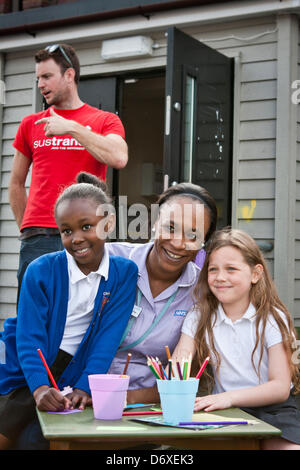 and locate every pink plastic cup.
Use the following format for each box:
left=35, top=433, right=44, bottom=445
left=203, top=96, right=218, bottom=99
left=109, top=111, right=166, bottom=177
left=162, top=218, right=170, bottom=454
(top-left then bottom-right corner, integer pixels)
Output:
left=88, top=374, right=129, bottom=420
